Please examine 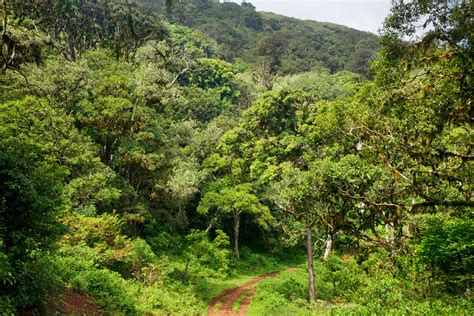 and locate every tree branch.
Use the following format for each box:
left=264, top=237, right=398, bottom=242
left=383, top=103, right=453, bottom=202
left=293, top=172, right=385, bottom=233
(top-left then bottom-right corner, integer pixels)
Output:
left=412, top=200, right=474, bottom=209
